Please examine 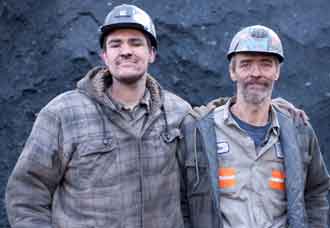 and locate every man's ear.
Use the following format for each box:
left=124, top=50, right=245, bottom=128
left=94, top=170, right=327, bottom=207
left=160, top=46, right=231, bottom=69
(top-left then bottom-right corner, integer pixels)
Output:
left=229, top=66, right=237, bottom=82
left=149, top=46, right=156, bottom=63
left=100, top=51, right=108, bottom=65
left=274, top=63, right=281, bottom=81
left=274, top=71, right=280, bottom=81
left=229, top=57, right=238, bottom=82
